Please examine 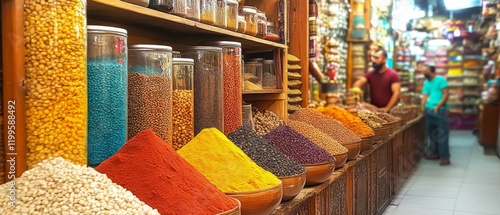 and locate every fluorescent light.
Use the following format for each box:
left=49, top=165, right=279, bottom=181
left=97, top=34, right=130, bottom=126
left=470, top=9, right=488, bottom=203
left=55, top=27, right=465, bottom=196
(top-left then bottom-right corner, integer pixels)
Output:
left=444, top=0, right=481, bottom=10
